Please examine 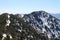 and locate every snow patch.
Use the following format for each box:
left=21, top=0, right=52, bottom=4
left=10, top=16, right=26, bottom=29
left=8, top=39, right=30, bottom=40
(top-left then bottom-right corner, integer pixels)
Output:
left=6, top=20, right=11, bottom=26
left=9, top=34, right=12, bottom=39
left=18, top=29, right=22, bottom=32
left=41, top=18, right=50, bottom=28
left=47, top=34, right=51, bottom=38
left=8, top=14, right=10, bottom=18
left=2, top=33, right=7, bottom=40
left=3, top=34, right=7, bottom=37
left=30, top=35, right=33, bottom=38
left=42, top=28, right=46, bottom=33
